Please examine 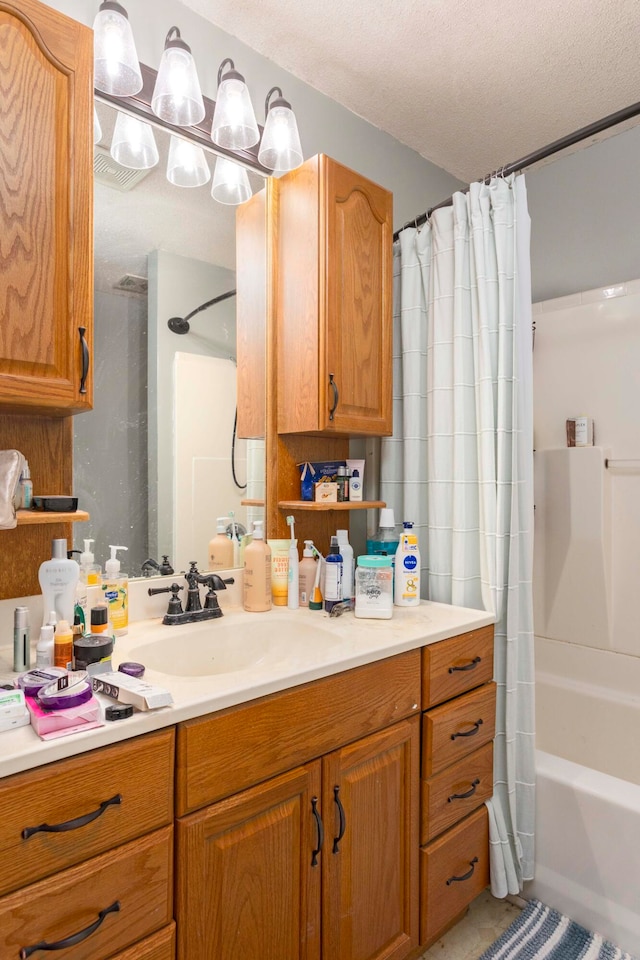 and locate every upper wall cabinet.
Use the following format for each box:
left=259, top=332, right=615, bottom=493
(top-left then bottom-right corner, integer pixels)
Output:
left=0, top=0, right=93, bottom=416
left=276, top=155, right=393, bottom=437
